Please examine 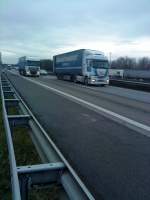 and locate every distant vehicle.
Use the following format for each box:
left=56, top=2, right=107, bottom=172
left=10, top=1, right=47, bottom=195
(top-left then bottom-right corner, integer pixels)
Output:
left=124, top=70, right=150, bottom=81
left=18, top=56, right=40, bottom=77
left=109, top=69, right=124, bottom=79
left=53, top=49, right=109, bottom=85
left=7, top=65, right=12, bottom=70
left=109, top=69, right=150, bottom=81
left=40, top=69, right=48, bottom=75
